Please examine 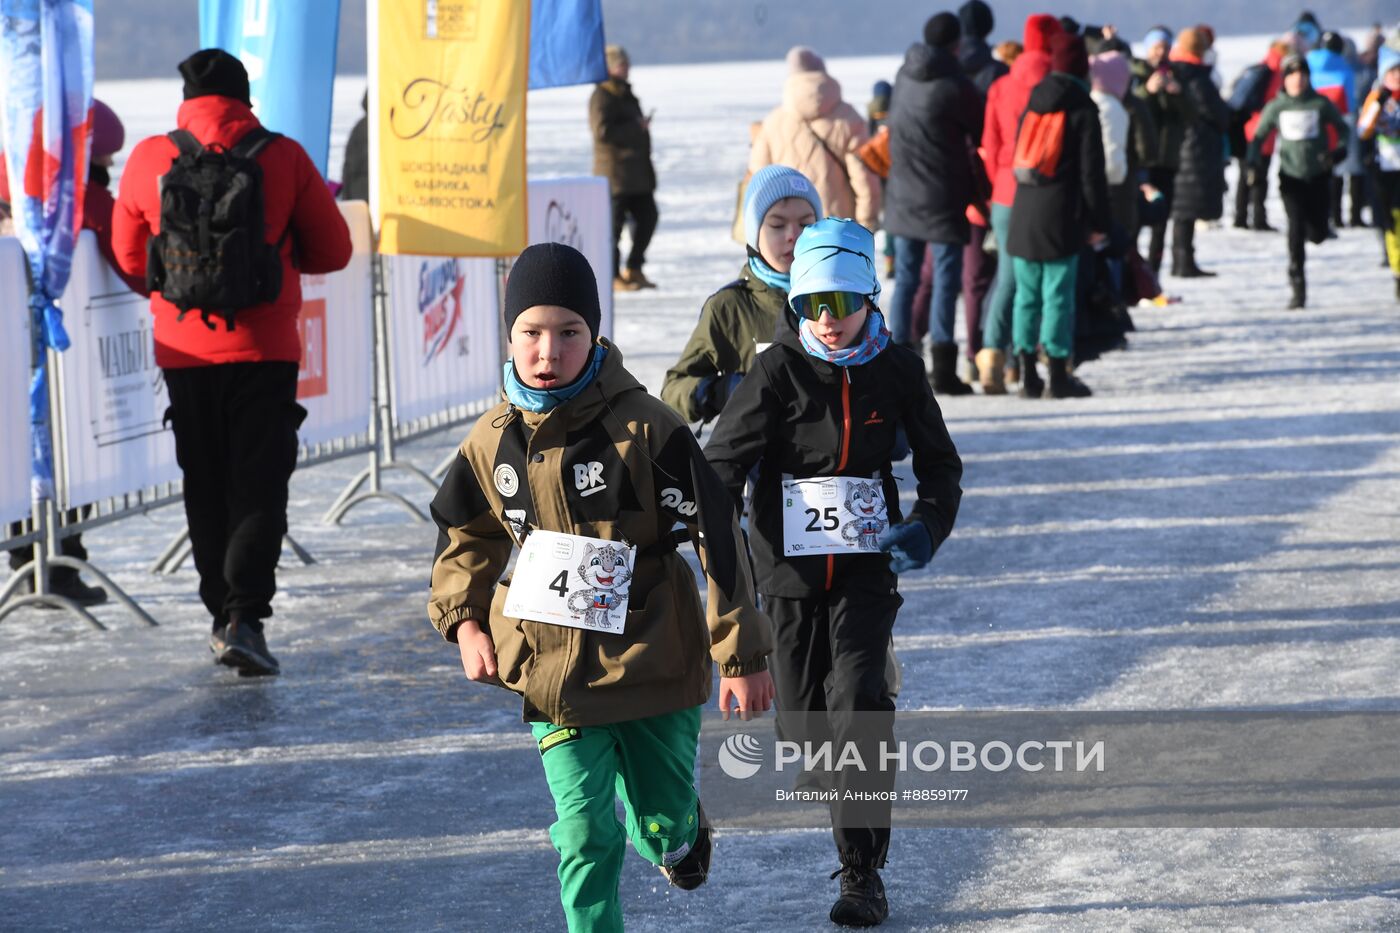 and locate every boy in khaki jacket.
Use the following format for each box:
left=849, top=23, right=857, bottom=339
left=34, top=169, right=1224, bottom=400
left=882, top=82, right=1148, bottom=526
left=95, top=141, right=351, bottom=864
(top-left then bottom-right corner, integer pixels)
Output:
left=429, top=243, right=774, bottom=932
